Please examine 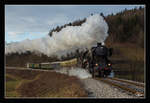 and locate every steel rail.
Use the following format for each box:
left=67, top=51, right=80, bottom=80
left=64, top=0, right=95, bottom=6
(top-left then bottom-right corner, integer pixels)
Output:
left=107, top=77, right=145, bottom=88
left=95, top=77, right=144, bottom=97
